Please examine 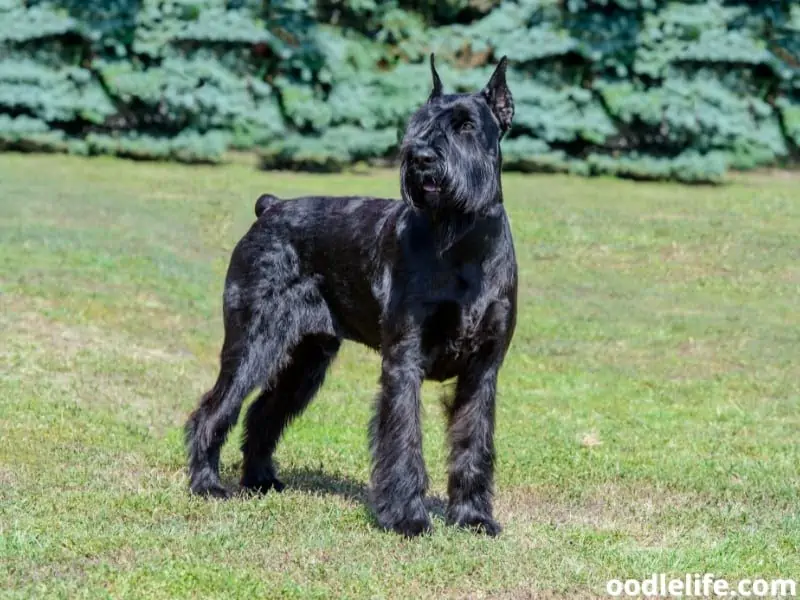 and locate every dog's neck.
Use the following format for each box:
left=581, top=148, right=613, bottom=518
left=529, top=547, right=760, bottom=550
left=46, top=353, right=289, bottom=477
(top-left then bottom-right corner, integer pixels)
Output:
left=425, top=202, right=504, bottom=259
